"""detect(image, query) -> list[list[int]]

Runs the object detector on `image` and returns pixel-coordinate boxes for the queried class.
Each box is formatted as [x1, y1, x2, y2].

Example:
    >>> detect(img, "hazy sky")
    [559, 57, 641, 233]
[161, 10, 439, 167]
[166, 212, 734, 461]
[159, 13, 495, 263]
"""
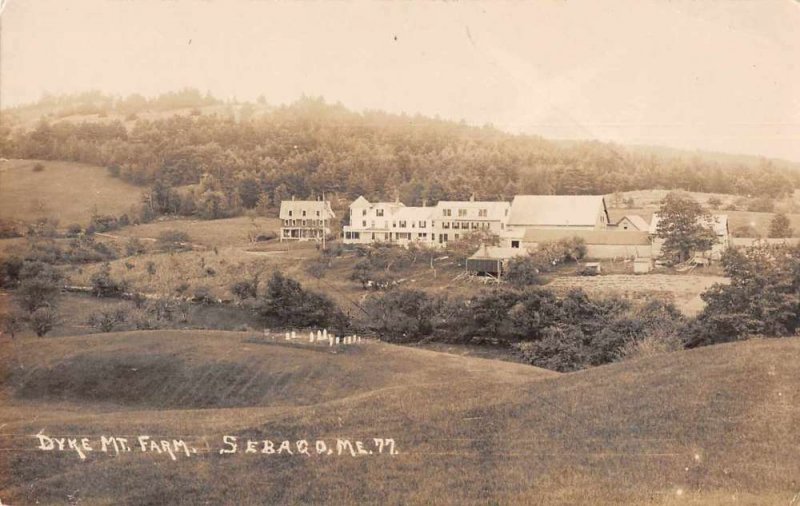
[1, 0, 799, 161]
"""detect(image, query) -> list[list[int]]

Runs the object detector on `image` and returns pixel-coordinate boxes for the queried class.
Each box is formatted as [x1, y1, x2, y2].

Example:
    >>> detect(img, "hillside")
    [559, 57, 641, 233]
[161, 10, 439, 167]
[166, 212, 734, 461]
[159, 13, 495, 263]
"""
[0, 158, 144, 226]
[1, 331, 797, 505]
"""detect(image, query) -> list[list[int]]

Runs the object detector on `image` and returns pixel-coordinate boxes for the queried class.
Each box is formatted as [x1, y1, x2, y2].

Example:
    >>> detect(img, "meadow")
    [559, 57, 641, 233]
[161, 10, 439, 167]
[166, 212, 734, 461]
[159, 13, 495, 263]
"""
[0, 159, 143, 226]
[0, 331, 797, 504]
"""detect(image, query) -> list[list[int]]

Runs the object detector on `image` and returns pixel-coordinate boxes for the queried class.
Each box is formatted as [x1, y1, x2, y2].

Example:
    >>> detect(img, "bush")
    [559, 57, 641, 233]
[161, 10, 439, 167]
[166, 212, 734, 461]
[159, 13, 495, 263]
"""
[15, 262, 62, 313]
[157, 230, 192, 251]
[256, 272, 346, 329]
[192, 285, 216, 304]
[364, 289, 437, 342]
[0, 256, 24, 288]
[504, 256, 542, 287]
[125, 237, 147, 256]
[32, 162, 45, 172]
[88, 306, 128, 332]
[66, 223, 82, 237]
[0, 312, 24, 339]
[29, 307, 57, 337]
[90, 263, 128, 297]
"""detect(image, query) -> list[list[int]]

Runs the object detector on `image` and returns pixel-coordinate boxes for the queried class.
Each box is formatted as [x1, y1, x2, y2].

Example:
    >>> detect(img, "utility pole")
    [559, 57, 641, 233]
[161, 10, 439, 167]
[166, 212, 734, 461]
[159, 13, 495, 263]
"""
[322, 191, 326, 251]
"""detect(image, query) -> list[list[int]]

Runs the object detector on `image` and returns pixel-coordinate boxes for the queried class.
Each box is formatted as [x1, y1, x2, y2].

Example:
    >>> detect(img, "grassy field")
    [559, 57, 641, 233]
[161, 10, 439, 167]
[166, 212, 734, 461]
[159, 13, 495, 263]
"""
[0, 159, 144, 226]
[107, 216, 282, 249]
[0, 330, 797, 504]
[548, 274, 728, 315]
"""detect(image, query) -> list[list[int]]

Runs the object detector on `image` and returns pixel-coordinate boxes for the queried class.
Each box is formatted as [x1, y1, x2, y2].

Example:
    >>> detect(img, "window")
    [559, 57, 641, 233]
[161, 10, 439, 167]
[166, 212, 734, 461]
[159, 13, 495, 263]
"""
[362, 209, 367, 216]
[302, 210, 306, 217]
[376, 209, 384, 217]
[454, 234, 460, 240]
[316, 211, 320, 217]
[371, 221, 375, 228]
[288, 210, 293, 217]
[458, 209, 467, 217]
[392, 221, 397, 228]
[419, 220, 426, 228]
[352, 232, 360, 239]
[399, 220, 407, 228]
[511, 240, 520, 248]
[442, 222, 450, 229]
[478, 209, 487, 217]
[362, 220, 367, 227]
[443, 209, 452, 217]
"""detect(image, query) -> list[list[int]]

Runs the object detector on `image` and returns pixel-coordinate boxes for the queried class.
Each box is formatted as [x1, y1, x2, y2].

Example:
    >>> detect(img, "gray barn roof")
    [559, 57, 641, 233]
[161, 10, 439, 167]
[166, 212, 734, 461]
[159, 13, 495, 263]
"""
[508, 195, 609, 227]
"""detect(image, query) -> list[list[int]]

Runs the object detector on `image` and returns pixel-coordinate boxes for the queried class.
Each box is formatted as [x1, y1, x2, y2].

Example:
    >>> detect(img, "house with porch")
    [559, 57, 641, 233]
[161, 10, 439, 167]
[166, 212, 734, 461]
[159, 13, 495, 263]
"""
[279, 198, 335, 242]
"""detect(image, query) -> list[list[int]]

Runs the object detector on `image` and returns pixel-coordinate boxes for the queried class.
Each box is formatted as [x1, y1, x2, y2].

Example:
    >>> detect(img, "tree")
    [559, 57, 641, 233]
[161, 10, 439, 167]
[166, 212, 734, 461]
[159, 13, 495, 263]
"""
[655, 192, 717, 263]
[1, 312, 24, 339]
[504, 256, 542, 288]
[689, 244, 800, 347]
[256, 272, 345, 329]
[15, 262, 62, 313]
[29, 307, 57, 337]
[768, 213, 793, 238]
[364, 289, 437, 342]
[90, 263, 128, 297]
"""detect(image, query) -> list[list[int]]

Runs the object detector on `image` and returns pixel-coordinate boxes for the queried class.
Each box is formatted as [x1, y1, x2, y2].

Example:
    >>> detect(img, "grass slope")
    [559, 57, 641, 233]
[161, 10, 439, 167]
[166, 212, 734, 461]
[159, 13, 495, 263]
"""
[1, 331, 798, 505]
[0, 159, 144, 226]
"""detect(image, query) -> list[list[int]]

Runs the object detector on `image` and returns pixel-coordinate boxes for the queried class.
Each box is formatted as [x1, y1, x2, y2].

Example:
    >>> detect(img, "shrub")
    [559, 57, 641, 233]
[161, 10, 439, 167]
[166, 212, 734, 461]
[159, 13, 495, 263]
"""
[256, 272, 346, 329]
[15, 262, 62, 313]
[192, 285, 216, 304]
[29, 307, 57, 337]
[504, 256, 542, 287]
[125, 238, 147, 256]
[364, 289, 437, 342]
[88, 306, 127, 332]
[32, 162, 45, 172]
[66, 223, 82, 237]
[90, 263, 128, 297]
[0, 312, 24, 339]
[157, 230, 192, 252]
[0, 256, 24, 288]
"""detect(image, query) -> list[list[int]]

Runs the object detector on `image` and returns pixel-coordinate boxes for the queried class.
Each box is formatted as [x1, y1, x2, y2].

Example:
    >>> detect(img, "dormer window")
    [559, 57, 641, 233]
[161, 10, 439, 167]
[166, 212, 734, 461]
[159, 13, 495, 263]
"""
[376, 209, 384, 217]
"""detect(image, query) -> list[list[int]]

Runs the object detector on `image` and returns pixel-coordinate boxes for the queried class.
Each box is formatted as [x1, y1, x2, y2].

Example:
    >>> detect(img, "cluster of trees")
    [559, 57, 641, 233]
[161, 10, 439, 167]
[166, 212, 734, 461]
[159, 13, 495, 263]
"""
[362, 286, 684, 371]
[0, 260, 62, 337]
[243, 271, 347, 330]
[689, 244, 800, 346]
[504, 238, 588, 286]
[4, 95, 799, 226]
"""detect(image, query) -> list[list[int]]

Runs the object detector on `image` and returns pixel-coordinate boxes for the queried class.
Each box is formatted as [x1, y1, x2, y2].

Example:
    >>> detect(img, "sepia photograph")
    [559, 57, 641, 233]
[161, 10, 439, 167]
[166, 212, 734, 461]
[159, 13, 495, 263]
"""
[0, 0, 799, 504]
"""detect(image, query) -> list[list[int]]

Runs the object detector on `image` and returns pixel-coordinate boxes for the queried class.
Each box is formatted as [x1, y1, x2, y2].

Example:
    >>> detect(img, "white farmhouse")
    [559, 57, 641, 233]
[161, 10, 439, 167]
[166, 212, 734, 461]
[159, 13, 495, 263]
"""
[279, 198, 335, 242]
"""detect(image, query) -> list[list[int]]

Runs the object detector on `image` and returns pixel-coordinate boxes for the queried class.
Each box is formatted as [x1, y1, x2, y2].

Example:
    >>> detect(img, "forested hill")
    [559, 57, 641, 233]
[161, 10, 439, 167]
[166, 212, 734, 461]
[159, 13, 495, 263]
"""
[2, 92, 798, 210]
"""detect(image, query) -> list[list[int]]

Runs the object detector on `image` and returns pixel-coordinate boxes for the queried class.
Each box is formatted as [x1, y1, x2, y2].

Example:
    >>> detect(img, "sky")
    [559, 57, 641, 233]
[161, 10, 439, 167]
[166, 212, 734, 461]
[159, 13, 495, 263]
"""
[1, 0, 799, 161]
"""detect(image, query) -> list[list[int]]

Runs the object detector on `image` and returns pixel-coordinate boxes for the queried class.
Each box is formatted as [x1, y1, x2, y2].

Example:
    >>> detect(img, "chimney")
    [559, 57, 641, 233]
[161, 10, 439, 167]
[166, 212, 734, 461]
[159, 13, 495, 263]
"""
[422, 198, 428, 207]
[292, 195, 295, 201]
[470, 193, 475, 202]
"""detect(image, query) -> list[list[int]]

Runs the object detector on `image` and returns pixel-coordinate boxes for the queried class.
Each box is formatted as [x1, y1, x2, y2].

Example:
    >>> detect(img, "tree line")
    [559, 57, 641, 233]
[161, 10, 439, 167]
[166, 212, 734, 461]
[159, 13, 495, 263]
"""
[3, 94, 799, 225]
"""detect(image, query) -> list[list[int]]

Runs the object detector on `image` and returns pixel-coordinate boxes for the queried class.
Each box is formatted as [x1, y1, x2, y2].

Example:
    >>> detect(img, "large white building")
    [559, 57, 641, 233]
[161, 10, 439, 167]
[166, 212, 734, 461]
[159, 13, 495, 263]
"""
[342, 194, 730, 264]
[342, 196, 509, 246]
